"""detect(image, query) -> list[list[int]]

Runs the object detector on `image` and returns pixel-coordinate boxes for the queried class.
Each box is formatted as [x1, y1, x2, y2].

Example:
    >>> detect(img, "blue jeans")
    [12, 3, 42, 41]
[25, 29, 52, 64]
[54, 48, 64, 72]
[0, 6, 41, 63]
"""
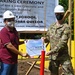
[0, 62, 17, 75]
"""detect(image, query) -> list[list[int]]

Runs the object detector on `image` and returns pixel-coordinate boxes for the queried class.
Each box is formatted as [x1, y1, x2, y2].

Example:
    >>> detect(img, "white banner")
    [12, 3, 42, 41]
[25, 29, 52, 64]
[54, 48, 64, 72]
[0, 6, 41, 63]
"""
[25, 39, 46, 56]
[0, 0, 58, 31]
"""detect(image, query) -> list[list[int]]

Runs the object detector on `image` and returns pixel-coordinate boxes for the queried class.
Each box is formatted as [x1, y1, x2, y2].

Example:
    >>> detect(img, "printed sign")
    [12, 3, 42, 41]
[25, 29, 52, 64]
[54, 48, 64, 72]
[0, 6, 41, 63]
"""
[25, 39, 46, 56]
[0, 0, 58, 31]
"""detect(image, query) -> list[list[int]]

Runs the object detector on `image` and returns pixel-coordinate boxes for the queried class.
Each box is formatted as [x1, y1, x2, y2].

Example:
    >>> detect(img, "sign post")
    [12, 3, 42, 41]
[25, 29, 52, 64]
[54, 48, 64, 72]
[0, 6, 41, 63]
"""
[40, 50, 45, 75]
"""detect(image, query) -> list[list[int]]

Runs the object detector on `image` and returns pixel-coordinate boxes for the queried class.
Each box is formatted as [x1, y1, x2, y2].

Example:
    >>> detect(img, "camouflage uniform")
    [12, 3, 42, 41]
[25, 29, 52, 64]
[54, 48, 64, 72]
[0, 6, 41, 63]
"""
[45, 23, 74, 75]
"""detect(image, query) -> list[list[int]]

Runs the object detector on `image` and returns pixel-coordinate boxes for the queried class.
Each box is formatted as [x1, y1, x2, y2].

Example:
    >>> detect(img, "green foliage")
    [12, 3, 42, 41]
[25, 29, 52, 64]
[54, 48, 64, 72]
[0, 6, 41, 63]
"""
[59, 0, 74, 40]
[59, 0, 69, 23]
[59, 0, 68, 11]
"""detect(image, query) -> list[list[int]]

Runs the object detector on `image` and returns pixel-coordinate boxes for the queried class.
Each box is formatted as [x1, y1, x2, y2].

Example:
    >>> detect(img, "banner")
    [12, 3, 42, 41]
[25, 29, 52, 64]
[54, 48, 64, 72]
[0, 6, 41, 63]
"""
[25, 39, 46, 56]
[0, 0, 58, 31]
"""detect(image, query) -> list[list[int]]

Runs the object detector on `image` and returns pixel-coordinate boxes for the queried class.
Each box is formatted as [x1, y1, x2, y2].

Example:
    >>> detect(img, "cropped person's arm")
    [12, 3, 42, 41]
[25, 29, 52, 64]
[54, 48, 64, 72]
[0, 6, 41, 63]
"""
[42, 28, 50, 43]
[6, 43, 28, 57]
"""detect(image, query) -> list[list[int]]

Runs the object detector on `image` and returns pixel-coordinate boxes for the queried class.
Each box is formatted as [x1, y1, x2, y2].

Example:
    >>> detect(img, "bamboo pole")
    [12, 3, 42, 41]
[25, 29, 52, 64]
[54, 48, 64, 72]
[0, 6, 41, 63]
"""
[74, 0, 75, 74]
[25, 56, 40, 75]
[68, 0, 72, 55]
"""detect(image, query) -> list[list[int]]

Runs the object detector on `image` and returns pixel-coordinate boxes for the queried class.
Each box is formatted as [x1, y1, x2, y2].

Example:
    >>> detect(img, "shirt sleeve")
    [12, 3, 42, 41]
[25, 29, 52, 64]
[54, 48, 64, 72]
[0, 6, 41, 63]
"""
[50, 26, 71, 53]
[44, 29, 50, 43]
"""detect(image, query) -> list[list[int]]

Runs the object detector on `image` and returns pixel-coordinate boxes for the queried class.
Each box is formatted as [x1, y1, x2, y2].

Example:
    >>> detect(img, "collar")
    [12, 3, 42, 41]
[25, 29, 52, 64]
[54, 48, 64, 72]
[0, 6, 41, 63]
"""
[55, 23, 64, 29]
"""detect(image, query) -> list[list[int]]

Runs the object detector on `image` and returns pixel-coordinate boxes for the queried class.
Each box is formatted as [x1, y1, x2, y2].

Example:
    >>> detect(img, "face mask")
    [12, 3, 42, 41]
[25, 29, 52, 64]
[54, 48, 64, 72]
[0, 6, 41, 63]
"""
[7, 21, 15, 27]
[55, 14, 64, 20]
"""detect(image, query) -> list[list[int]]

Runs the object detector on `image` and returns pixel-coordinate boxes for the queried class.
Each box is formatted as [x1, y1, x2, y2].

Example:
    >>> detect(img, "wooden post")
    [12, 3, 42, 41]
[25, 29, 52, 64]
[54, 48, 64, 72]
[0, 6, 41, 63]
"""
[74, 0, 75, 74]
[68, 0, 72, 55]
[25, 56, 40, 75]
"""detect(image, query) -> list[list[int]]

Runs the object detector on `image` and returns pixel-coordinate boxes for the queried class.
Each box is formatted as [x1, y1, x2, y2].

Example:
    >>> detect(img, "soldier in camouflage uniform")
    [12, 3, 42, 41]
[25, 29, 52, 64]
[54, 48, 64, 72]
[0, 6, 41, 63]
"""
[44, 5, 74, 75]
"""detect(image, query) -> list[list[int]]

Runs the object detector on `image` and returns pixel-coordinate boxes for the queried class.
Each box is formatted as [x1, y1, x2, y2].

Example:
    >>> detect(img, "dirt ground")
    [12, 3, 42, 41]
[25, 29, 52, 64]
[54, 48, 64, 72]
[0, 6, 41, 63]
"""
[18, 60, 50, 75]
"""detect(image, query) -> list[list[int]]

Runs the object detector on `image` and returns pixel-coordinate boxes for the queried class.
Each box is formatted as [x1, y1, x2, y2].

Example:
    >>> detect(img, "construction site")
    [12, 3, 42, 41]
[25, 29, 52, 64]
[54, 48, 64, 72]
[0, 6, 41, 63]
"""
[0, 0, 75, 75]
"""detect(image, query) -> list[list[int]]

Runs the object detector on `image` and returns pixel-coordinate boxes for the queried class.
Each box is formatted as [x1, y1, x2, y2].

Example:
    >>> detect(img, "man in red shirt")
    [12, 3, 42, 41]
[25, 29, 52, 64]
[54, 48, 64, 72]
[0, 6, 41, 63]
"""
[0, 10, 28, 75]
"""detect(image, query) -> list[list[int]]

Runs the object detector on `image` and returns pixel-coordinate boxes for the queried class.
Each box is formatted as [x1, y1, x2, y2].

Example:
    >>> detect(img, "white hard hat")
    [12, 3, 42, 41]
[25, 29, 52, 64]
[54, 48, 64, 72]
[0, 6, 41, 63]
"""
[54, 5, 64, 13]
[3, 10, 15, 19]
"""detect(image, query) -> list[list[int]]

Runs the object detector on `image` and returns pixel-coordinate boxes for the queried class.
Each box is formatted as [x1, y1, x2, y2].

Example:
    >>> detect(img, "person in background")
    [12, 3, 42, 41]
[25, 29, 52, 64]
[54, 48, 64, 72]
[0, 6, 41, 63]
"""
[43, 5, 74, 75]
[0, 10, 29, 75]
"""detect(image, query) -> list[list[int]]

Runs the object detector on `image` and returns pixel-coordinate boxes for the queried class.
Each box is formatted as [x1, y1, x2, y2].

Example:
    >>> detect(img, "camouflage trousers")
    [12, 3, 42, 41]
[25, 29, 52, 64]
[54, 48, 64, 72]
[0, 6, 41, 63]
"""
[49, 60, 74, 75]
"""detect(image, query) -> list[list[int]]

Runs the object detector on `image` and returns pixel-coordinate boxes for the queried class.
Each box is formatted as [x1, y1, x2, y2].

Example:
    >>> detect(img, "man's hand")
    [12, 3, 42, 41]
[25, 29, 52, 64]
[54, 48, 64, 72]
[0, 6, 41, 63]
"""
[45, 51, 51, 56]
[22, 53, 30, 57]
[41, 37, 46, 42]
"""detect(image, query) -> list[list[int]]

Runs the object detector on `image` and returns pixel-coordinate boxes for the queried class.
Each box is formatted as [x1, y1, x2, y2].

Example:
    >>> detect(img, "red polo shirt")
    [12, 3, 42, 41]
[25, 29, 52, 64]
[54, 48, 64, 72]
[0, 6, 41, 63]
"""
[0, 26, 19, 64]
